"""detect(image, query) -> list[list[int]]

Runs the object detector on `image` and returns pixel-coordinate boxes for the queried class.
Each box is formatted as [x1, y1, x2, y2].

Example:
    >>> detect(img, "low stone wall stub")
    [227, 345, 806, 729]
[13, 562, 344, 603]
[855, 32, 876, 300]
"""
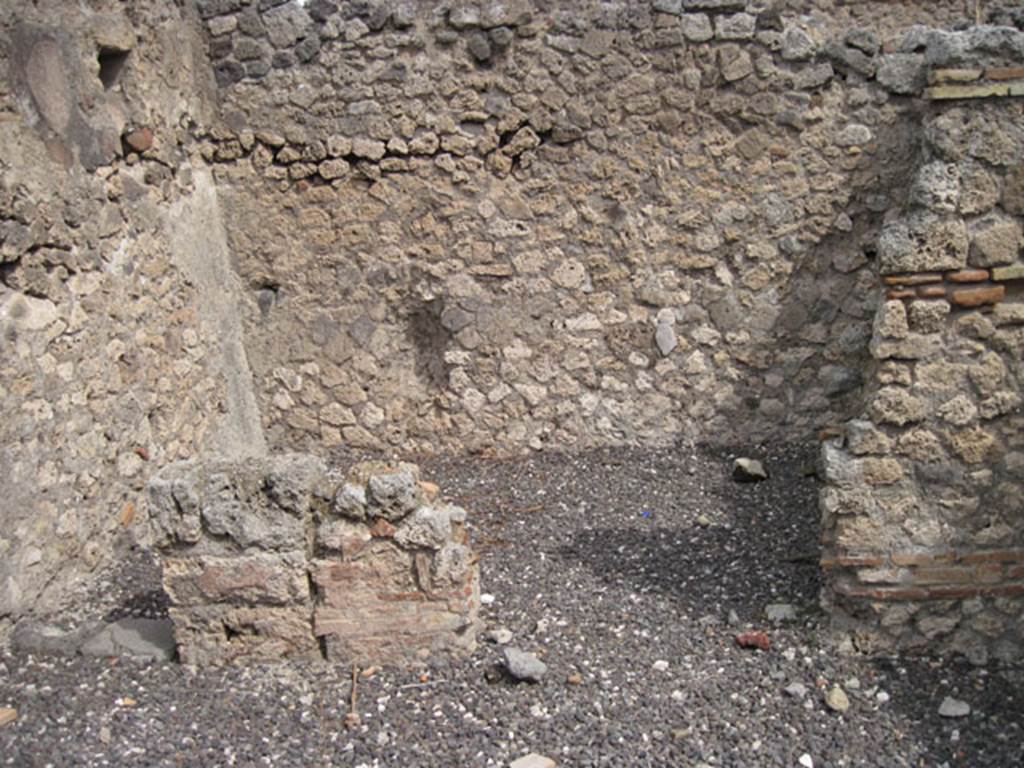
[148, 454, 480, 665]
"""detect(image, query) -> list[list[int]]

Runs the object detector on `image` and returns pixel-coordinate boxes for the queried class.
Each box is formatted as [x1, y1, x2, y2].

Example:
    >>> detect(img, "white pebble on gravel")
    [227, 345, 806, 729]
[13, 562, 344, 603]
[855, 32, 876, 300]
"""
[486, 628, 513, 644]
[652, 660, 669, 672]
[785, 682, 808, 699]
[939, 696, 971, 718]
[510, 753, 556, 768]
[825, 685, 850, 713]
[799, 753, 814, 767]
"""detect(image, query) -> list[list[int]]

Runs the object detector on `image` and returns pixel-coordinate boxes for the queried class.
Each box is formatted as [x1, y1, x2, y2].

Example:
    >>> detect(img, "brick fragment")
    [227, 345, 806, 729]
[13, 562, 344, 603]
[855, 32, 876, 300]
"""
[735, 631, 771, 650]
[882, 273, 943, 286]
[992, 584, 1024, 597]
[124, 127, 154, 152]
[920, 586, 982, 600]
[946, 269, 990, 283]
[891, 552, 955, 567]
[917, 286, 947, 298]
[986, 66, 1024, 81]
[370, 519, 396, 538]
[913, 567, 977, 586]
[926, 82, 1023, 100]
[821, 555, 886, 568]
[838, 585, 929, 600]
[886, 289, 915, 300]
[929, 68, 983, 83]
[418, 481, 440, 501]
[977, 564, 1004, 584]
[959, 549, 1024, 565]
[951, 285, 1005, 307]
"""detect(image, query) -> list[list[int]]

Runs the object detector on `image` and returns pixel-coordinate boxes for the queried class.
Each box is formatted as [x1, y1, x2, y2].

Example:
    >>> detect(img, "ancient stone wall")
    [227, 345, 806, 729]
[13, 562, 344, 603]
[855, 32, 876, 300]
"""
[149, 455, 479, 665]
[0, 1, 264, 636]
[821, 29, 1024, 664]
[195, 0, 981, 455]
[3, 0, 1023, 663]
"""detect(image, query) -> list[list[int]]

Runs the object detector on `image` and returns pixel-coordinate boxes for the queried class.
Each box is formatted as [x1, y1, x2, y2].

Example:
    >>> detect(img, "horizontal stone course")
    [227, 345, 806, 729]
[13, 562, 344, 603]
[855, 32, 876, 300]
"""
[926, 82, 1024, 100]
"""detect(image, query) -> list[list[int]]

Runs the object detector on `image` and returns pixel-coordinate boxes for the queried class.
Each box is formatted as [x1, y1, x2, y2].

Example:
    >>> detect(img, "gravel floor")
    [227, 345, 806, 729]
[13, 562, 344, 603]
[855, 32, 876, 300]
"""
[1, 443, 1023, 767]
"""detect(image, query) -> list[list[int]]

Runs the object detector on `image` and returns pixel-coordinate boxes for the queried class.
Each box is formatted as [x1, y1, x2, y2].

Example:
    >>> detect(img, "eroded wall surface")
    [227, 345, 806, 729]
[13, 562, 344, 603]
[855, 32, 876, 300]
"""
[196, 0, 984, 455]
[0, 1, 263, 635]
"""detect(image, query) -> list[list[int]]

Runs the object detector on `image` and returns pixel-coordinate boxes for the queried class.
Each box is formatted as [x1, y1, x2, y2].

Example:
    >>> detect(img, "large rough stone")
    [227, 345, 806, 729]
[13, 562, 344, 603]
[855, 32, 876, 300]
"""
[878, 212, 968, 275]
[909, 162, 961, 213]
[394, 505, 455, 550]
[170, 605, 321, 666]
[10, 620, 105, 656]
[1004, 164, 1024, 215]
[868, 387, 928, 426]
[876, 54, 926, 95]
[263, 2, 313, 48]
[680, 13, 713, 43]
[968, 214, 1022, 268]
[780, 27, 816, 61]
[367, 467, 423, 521]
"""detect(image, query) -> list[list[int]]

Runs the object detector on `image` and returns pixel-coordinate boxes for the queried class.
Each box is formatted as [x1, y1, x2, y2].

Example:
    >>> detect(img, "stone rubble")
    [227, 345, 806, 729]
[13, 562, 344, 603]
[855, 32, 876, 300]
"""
[509, 754, 557, 768]
[732, 457, 769, 483]
[825, 684, 851, 713]
[502, 646, 548, 682]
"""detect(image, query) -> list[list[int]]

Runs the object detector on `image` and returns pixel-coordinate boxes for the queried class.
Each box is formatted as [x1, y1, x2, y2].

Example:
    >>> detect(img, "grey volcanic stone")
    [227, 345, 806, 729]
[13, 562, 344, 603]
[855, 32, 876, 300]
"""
[367, 468, 421, 521]
[876, 54, 926, 95]
[79, 619, 176, 661]
[939, 696, 971, 718]
[503, 647, 547, 682]
[394, 505, 453, 550]
[733, 457, 768, 482]
[766, 603, 798, 622]
[10, 620, 104, 656]
[781, 27, 816, 61]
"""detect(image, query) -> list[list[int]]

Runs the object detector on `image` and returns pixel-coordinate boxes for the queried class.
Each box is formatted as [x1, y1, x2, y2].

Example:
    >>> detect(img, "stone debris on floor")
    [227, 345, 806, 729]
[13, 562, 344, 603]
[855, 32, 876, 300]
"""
[509, 753, 556, 768]
[1, 445, 1021, 767]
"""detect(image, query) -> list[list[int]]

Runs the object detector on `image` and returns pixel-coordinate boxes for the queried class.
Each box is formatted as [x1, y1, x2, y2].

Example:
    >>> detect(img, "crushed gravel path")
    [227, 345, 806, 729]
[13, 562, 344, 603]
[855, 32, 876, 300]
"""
[2, 443, 1022, 767]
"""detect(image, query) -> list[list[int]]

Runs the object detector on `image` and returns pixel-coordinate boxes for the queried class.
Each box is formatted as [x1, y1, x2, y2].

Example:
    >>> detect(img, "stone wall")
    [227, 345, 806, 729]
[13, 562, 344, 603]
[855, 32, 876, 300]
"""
[195, 0, 986, 455]
[3, 0, 1024, 663]
[149, 455, 479, 665]
[820, 29, 1024, 664]
[0, 1, 264, 637]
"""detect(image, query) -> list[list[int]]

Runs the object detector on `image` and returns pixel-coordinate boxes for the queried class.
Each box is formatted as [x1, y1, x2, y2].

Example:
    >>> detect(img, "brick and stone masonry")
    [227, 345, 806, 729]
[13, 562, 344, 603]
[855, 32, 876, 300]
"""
[820, 32, 1024, 665]
[148, 454, 479, 665]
